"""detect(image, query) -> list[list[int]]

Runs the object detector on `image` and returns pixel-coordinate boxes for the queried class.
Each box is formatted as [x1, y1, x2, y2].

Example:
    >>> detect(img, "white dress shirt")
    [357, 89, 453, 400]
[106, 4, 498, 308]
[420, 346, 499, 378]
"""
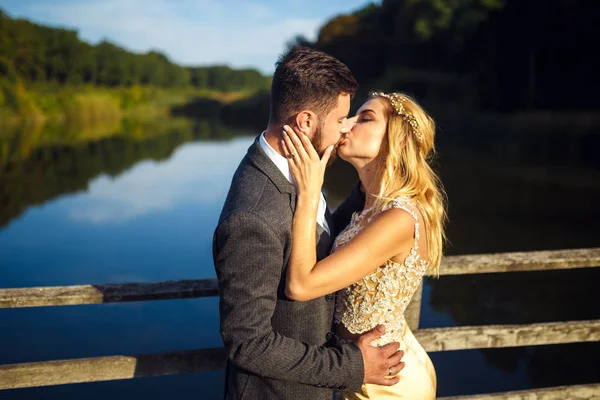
[259, 132, 330, 235]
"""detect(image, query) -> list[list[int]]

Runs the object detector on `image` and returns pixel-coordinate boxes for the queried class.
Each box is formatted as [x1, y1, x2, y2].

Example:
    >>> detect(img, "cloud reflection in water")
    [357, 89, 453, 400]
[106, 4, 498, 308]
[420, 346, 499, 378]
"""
[68, 137, 255, 224]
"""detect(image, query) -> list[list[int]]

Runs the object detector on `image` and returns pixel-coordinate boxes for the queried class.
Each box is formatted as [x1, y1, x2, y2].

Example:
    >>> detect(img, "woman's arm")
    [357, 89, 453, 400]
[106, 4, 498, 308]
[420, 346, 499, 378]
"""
[281, 126, 415, 301]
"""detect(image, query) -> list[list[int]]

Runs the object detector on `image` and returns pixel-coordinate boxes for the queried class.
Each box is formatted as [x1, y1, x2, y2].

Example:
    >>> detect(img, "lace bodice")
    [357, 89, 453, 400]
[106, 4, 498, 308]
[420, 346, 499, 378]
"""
[333, 196, 429, 347]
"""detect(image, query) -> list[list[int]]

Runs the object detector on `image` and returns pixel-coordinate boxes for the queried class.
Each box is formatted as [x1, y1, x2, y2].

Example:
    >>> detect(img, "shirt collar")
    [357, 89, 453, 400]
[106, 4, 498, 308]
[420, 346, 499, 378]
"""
[259, 131, 295, 185]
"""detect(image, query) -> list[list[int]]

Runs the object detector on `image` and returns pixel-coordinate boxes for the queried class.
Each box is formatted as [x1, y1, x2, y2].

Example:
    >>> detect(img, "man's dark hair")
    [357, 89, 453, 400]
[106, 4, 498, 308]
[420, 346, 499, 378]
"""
[269, 46, 358, 126]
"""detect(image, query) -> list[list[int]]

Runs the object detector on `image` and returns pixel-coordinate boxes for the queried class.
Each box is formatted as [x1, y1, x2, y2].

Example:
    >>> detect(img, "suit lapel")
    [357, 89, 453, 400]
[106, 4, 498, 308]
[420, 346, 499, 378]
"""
[289, 192, 296, 213]
[246, 135, 295, 212]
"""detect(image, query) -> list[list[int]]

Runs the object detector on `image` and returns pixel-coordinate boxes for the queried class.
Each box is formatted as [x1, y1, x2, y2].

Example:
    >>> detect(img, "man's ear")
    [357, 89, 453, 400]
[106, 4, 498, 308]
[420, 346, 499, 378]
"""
[294, 110, 317, 135]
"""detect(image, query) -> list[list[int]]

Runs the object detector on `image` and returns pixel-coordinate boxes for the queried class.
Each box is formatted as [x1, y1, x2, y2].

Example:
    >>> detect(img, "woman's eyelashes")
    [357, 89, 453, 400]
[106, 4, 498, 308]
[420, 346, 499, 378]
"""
[356, 111, 375, 123]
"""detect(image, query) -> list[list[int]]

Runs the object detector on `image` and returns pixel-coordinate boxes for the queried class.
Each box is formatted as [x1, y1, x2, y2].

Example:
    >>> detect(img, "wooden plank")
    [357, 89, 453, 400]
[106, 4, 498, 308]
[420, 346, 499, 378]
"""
[416, 319, 600, 352]
[0, 347, 226, 390]
[404, 281, 422, 331]
[440, 248, 600, 275]
[438, 383, 600, 400]
[0, 279, 219, 309]
[1, 248, 598, 309]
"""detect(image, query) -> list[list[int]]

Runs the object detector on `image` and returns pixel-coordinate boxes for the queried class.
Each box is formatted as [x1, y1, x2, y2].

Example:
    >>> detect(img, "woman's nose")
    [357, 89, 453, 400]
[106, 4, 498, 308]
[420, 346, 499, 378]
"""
[343, 116, 357, 133]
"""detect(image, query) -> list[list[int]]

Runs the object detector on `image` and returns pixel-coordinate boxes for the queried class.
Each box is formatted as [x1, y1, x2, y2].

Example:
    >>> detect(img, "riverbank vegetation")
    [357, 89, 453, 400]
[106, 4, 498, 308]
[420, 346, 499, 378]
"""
[0, 9, 270, 124]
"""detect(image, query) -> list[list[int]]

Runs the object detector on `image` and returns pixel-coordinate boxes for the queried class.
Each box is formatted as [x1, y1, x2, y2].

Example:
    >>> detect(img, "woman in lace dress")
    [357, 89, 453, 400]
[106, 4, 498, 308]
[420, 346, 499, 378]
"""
[281, 92, 446, 399]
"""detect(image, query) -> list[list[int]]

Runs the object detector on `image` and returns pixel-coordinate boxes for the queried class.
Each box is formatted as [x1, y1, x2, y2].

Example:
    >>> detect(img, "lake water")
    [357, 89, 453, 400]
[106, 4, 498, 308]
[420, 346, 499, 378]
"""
[1, 117, 599, 398]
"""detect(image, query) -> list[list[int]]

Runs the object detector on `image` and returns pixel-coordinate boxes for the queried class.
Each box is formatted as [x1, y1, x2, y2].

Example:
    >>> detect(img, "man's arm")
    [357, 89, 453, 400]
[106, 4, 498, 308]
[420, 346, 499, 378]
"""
[332, 181, 365, 236]
[213, 210, 364, 391]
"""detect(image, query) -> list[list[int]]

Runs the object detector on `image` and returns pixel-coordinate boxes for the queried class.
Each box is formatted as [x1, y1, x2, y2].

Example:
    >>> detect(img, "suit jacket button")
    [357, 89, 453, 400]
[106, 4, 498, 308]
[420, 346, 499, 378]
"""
[339, 384, 347, 390]
[326, 332, 334, 341]
[325, 294, 334, 301]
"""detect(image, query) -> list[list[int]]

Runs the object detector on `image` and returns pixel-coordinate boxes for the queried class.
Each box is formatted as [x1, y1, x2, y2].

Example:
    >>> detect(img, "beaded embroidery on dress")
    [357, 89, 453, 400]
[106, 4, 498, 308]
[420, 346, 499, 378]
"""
[333, 196, 429, 348]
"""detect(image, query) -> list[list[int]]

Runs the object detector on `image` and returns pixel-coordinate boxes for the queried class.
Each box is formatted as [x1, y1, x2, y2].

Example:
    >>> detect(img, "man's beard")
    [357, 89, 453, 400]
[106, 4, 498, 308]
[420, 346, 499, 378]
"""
[311, 123, 338, 165]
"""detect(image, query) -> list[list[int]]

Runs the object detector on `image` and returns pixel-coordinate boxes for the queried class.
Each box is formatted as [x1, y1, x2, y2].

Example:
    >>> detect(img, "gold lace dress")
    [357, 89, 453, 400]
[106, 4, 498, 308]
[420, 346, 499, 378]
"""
[333, 196, 437, 399]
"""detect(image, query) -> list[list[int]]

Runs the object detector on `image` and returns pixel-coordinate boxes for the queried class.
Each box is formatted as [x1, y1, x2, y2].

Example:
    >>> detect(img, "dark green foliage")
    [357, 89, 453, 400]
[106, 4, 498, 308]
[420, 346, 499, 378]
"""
[188, 66, 270, 92]
[298, 0, 599, 111]
[0, 10, 269, 91]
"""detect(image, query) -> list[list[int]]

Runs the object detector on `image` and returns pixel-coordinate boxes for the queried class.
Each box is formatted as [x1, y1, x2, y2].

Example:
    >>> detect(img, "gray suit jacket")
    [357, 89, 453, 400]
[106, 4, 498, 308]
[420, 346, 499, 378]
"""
[213, 137, 365, 399]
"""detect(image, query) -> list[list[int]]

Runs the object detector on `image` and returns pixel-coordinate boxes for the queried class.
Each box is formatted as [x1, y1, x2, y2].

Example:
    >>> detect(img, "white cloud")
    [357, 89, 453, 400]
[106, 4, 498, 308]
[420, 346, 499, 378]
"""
[68, 137, 254, 224]
[25, 0, 322, 73]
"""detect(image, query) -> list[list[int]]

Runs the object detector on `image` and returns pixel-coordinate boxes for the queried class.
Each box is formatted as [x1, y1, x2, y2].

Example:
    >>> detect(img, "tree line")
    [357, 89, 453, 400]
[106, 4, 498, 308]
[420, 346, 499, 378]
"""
[2, 1, 598, 111]
[0, 10, 270, 92]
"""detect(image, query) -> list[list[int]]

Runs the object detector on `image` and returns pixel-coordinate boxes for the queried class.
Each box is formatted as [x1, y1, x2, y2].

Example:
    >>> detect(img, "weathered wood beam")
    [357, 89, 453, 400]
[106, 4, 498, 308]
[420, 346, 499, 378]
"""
[440, 248, 600, 275]
[0, 347, 226, 390]
[416, 319, 600, 352]
[0, 279, 219, 308]
[2, 317, 598, 390]
[1, 248, 598, 309]
[438, 383, 600, 400]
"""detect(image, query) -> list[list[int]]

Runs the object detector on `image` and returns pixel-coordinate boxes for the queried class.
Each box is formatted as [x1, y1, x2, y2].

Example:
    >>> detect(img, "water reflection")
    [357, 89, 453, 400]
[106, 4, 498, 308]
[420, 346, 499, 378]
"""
[67, 141, 252, 224]
[0, 118, 254, 228]
[0, 119, 256, 290]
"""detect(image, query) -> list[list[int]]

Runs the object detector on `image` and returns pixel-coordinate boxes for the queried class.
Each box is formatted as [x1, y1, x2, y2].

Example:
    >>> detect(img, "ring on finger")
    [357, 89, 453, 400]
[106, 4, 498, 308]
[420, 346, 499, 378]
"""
[288, 152, 296, 159]
[388, 367, 393, 376]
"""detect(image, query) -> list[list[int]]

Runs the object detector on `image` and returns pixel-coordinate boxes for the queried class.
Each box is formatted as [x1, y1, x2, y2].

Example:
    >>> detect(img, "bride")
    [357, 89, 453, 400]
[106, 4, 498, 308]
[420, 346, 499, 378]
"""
[281, 92, 446, 399]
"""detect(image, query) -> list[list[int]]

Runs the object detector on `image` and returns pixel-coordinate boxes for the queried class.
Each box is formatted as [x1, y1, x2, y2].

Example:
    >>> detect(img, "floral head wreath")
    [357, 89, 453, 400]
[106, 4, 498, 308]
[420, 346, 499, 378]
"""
[371, 92, 423, 142]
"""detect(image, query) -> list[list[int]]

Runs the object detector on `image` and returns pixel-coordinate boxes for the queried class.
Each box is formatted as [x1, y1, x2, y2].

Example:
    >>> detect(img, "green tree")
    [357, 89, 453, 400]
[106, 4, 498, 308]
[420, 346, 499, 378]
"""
[0, 9, 270, 91]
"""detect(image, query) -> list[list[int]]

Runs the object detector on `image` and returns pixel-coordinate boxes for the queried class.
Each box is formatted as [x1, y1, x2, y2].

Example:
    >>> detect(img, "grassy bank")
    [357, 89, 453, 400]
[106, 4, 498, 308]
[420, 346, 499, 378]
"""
[0, 79, 253, 127]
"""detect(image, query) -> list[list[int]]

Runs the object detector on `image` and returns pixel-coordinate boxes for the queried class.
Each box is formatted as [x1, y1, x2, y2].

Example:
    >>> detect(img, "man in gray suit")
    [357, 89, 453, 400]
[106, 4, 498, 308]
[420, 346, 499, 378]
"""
[213, 47, 404, 399]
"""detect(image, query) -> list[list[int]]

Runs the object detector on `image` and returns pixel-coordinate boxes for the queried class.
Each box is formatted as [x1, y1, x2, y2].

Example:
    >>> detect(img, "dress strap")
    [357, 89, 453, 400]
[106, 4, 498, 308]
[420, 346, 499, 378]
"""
[383, 196, 421, 250]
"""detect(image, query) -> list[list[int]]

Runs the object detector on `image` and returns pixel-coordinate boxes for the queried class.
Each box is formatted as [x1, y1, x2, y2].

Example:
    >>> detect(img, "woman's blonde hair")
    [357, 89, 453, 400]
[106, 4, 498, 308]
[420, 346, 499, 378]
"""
[369, 92, 447, 276]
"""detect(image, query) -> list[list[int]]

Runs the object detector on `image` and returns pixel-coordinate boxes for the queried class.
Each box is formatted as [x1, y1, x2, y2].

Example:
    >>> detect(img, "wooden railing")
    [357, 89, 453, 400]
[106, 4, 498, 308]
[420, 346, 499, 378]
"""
[1, 248, 599, 399]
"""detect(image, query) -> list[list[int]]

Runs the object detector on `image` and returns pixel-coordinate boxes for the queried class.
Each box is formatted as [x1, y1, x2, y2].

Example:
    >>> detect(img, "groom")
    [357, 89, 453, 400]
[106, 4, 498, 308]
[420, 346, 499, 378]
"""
[213, 47, 404, 399]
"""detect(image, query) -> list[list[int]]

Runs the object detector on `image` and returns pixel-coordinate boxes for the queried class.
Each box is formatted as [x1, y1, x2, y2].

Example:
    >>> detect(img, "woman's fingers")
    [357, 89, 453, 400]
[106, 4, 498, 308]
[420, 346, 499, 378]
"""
[281, 135, 301, 178]
[281, 128, 299, 161]
[280, 138, 292, 159]
[281, 125, 329, 187]
[283, 125, 309, 160]
[293, 126, 319, 161]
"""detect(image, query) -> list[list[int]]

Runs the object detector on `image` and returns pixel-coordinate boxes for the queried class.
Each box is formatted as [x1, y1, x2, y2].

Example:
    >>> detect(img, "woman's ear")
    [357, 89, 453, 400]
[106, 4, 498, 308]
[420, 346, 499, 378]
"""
[294, 110, 316, 134]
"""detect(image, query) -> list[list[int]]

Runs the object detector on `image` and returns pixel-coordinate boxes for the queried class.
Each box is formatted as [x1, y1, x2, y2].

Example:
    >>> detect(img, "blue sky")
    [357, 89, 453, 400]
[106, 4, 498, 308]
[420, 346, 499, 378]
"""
[0, 0, 376, 74]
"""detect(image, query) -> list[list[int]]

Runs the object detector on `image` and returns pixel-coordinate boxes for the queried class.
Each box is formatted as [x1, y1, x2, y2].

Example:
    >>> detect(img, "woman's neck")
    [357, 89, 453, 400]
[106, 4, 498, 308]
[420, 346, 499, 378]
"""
[355, 159, 381, 210]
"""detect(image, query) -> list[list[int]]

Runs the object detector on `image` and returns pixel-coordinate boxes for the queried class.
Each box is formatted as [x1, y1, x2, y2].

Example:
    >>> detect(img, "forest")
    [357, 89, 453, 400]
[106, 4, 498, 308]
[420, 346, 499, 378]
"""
[296, 0, 598, 111]
[1, 0, 598, 123]
[0, 9, 269, 91]
[0, 9, 270, 121]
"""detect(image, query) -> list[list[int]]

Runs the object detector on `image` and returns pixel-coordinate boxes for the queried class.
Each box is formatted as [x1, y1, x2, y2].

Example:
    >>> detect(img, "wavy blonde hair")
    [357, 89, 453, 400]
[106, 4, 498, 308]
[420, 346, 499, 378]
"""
[369, 92, 447, 276]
